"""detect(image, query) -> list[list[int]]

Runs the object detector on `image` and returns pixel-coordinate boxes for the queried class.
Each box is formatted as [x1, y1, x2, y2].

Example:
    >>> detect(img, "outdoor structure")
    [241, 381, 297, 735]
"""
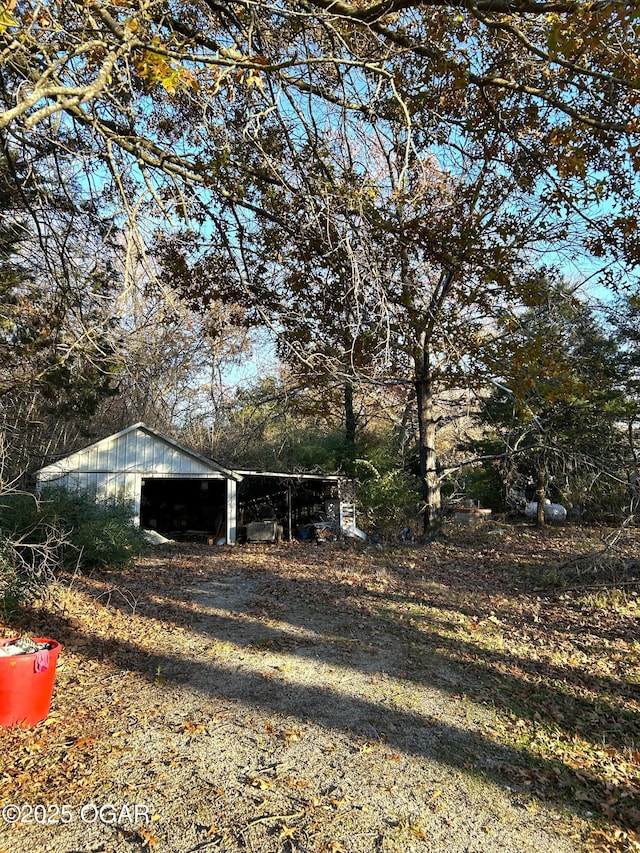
[35, 423, 241, 543]
[234, 469, 353, 542]
[35, 423, 354, 544]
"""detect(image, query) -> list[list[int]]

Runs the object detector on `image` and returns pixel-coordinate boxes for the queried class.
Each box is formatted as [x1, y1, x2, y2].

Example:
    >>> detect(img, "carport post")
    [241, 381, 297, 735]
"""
[227, 479, 237, 543]
[288, 483, 293, 541]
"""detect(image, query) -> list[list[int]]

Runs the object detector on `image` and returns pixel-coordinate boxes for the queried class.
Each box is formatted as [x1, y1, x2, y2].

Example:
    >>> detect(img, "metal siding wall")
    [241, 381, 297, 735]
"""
[114, 435, 125, 471]
[38, 427, 226, 480]
[95, 472, 132, 500]
[166, 446, 183, 473]
[38, 471, 98, 494]
[141, 432, 156, 470]
[130, 474, 142, 525]
[165, 448, 176, 472]
[96, 441, 110, 472]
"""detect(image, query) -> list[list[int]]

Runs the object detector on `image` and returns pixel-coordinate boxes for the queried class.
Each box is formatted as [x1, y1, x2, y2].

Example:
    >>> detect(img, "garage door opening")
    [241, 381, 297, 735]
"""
[140, 478, 227, 540]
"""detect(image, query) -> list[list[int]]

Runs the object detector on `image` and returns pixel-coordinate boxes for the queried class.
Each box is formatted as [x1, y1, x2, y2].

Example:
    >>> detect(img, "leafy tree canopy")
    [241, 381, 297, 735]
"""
[0, 0, 639, 284]
[474, 276, 632, 519]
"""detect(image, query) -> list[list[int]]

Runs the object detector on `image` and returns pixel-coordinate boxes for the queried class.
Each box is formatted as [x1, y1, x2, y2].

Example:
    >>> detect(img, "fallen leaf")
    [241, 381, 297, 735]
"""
[248, 776, 274, 790]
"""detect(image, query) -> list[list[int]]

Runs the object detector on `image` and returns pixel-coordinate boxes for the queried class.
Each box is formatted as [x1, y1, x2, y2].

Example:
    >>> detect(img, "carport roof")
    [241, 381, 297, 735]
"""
[234, 469, 341, 482]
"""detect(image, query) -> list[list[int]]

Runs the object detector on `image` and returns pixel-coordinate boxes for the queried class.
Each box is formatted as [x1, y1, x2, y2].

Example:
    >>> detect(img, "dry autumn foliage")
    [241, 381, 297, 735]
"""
[0, 523, 638, 852]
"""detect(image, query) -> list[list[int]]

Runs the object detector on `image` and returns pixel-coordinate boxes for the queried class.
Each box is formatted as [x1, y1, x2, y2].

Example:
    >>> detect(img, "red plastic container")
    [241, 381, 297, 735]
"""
[0, 638, 61, 727]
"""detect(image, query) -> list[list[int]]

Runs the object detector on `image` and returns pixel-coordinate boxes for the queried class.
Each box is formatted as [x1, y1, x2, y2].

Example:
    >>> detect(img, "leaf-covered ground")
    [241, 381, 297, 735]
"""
[0, 523, 638, 853]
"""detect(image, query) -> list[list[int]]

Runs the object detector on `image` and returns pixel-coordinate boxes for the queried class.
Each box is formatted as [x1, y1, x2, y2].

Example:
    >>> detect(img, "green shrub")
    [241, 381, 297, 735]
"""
[35, 488, 148, 570]
[69, 505, 148, 569]
[355, 460, 422, 537]
[0, 488, 147, 609]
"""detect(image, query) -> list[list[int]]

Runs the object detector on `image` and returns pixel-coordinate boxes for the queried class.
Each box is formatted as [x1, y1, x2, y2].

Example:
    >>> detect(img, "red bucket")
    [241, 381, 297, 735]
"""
[0, 638, 61, 727]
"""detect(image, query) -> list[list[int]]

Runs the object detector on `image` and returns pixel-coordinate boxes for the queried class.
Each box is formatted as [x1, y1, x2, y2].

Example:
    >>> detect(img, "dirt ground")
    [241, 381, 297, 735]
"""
[0, 527, 638, 853]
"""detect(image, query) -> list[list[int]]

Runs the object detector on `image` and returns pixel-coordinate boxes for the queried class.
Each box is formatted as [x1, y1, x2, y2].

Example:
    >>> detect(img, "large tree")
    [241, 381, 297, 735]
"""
[2, 0, 639, 516]
[161, 103, 590, 530]
[1, 0, 639, 275]
[475, 276, 630, 523]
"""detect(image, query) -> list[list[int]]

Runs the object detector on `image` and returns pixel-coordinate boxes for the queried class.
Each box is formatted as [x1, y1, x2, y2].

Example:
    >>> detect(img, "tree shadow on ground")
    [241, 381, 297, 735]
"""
[69, 544, 637, 756]
[9, 603, 633, 839]
[6, 538, 637, 845]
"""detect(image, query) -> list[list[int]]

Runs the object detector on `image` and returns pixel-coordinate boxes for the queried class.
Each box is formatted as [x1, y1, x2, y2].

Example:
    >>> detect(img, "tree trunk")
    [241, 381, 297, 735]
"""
[391, 390, 416, 459]
[415, 342, 440, 535]
[343, 380, 357, 475]
[535, 467, 546, 528]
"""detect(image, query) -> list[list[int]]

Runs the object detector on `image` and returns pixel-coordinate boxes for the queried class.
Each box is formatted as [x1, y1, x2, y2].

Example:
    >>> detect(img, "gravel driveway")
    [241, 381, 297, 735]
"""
[0, 542, 587, 853]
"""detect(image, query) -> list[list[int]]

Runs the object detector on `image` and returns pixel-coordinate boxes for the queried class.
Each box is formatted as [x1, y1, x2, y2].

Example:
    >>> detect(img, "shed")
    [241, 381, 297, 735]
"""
[35, 423, 241, 543]
[235, 469, 348, 541]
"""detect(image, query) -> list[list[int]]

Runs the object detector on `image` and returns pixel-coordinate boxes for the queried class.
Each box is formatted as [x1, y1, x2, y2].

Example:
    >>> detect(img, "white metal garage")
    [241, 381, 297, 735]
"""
[35, 423, 242, 543]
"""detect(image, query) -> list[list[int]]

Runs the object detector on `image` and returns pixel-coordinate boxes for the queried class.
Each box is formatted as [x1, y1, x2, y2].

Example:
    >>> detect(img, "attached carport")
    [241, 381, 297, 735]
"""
[235, 470, 348, 541]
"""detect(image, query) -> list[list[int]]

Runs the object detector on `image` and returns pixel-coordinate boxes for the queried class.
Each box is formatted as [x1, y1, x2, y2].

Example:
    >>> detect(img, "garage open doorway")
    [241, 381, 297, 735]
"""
[140, 478, 227, 540]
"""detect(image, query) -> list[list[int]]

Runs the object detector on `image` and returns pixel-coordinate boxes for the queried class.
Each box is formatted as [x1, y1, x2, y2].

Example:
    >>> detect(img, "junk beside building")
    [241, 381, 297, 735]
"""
[246, 520, 284, 543]
[453, 501, 493, 525]
[524, 500, 567, 522]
